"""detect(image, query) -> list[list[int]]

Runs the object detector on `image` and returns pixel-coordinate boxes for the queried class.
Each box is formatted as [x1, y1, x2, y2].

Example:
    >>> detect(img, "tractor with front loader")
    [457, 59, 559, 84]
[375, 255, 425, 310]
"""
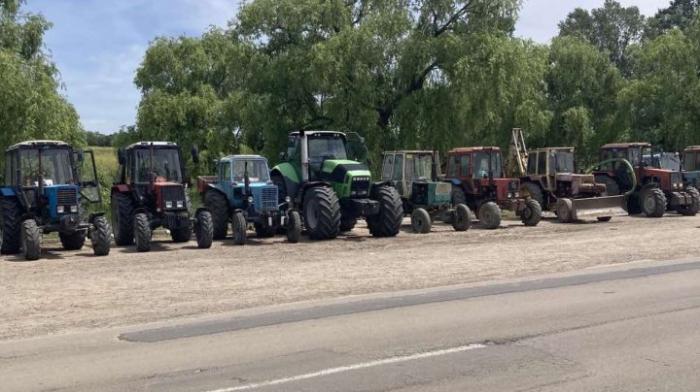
[380, 151, 471, 233]
[198, 154, 301, 245]
[270, 130, 403, 240]
[507, 129, 628, 223]
[0, 140, 111, 260]
[444, 146, 542, 229]
[594, 143, 699, 217]
[111, 141, 213, 252]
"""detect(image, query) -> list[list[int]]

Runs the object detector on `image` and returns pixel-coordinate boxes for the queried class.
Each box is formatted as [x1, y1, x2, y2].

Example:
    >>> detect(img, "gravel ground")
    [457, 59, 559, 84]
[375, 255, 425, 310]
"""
[1, 213, 699, 340]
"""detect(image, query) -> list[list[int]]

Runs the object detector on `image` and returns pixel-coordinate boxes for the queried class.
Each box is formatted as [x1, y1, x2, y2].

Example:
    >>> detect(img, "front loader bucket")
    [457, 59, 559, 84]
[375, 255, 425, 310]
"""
[569, 195, 627, 221]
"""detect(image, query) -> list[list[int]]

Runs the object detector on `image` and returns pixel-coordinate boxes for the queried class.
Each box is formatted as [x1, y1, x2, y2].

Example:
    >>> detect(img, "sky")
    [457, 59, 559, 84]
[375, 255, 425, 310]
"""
[23, 0, 667, 134]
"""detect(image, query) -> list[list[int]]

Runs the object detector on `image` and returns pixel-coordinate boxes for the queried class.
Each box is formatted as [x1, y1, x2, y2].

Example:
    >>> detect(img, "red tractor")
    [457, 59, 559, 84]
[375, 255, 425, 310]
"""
[111, 141, 213, 252]
[444, 147, 541, 229]
[594, 142, 699, 217]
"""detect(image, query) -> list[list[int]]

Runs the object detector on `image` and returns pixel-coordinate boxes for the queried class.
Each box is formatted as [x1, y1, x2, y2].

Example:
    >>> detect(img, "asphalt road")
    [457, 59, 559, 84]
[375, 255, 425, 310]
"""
[2, 259, 700, 391]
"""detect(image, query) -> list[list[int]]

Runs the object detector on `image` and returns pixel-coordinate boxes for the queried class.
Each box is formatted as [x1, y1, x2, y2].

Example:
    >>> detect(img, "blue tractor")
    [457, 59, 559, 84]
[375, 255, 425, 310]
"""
[0, 140, 111, 260]
[197, 155, 301, 245]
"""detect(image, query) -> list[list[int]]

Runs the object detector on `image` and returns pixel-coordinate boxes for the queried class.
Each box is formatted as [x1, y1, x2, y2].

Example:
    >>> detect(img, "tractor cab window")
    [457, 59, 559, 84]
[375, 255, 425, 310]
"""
[551, 151, 574, 173]
[490, 151, 503, 178]
[600, 149, 626, 171]
[690, 152, 700, 171]
[473, 152, 490, 179]
[460, 155, 470, 177]
[382, 154, 394, 180]
[392, 154, 404, 181]
[639, 147, 654, 167]
[231, 159, 270, 182]
[537, 152, 547, 175]
[17, 148, 74, 187]
[134, 148, 183, 183]
[527, 153, 538, 174]
[220, 161, 231, 181]
[405, 154, 433, 181]
[286, 135, 299, 161]
[446, 155, 458, 178]
[308, 135, 348, 161]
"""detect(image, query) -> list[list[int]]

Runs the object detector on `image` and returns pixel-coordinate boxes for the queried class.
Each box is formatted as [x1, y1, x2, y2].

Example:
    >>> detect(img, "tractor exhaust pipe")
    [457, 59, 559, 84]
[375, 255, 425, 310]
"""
[300, 130, 309, 182]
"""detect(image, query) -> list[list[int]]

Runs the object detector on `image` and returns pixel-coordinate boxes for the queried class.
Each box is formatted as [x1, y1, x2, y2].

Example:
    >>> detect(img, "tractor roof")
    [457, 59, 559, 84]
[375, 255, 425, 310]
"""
[6, 140, 70, 152]
[448, 146, 501, 154]
[291, 130, 346, 137]
[222, 154, 266, 161]
[125, 141, 179, 150]
[530, 147, 575, 153]
[384, 150, 435, 155]
[684, 146, 700, 152]
[601, 142, 651, 149]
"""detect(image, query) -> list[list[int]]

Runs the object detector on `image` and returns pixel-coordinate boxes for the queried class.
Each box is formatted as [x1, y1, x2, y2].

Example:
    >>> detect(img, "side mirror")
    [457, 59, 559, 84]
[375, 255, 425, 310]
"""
[117, 148, 126, 165]
[191, 146, 200, 164]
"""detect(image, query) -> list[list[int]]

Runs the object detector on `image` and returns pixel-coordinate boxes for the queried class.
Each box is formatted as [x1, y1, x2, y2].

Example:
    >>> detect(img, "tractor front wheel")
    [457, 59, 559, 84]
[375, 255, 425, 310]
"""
[21, 219, 41, 261]
[556, 198, 575, 223]
[90, 216, 111, 256]
[303, 186, 340, 240]
[367, 185, 403, 238]
[59, 231, 86, 251]
[134, 212, 152, 252]
[411, 208, 432, 234]
[287, 210, 302, 243]
[1, 197, 22, 254]
[452, 204, 471, 232]
[478, 202, 501, 230]
[678, 186, 700, 216]
[204, 191, 229, 240]
[195, 210, 213, 249]
[112, 193, 134, 246]
[641, 187, 666, 218]
[521, 182, 545, 209]
[231, 211, 247, 245]
[520, 199, 542, 227]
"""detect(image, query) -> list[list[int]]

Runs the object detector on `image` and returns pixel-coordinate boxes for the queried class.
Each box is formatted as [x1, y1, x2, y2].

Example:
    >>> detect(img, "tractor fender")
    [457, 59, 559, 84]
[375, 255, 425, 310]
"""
[112, 184, 131, 194]
[371, 180, 394, 189]
[298, 181, 332, 206]
[0, 187, 16, 197]
[270, 169, 299, 201]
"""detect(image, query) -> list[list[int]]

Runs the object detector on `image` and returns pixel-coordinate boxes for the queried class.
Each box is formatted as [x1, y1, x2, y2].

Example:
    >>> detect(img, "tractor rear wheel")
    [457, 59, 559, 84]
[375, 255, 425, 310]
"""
[411, 208, 432, 234]
[287, 210, 302, 243]
[21, 219, 41, 261]
[678, 186, 700, 216]
[641, 187, 666, 218]
[171, 225, 191, 243]
[1, 197, 22, 254]
[111, 192, 134, 246]
[478, 202, 501, 230]
[90, 216, 111, 256]
[521, 198, 542, 227]
[303, 186, 340, 240]
[556, 198, 574, 223]
[133, 212, 152, 252]
[195, 210, 213, 249]
[254, 223, 275, 238]
[452, 204, 471, 232]
[521, 182, 545, 209]
[204, 191, 229, 240]
[59, 231, 86, 250]
[231, 211, 247, 245]
[367, 185, 403, 238]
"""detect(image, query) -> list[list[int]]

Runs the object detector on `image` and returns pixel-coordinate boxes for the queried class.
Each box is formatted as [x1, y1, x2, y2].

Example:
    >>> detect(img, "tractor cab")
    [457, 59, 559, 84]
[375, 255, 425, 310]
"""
[445, 147, 519, 203]
[526, 147, 604, 199]
[598, 143, 683, 193]
[210, 155, 278, 213]
[381, 151, 450, 206]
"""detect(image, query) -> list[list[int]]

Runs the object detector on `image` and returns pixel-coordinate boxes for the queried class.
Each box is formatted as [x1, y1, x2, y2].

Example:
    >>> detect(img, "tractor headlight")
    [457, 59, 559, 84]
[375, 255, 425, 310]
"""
[70, 205, 78, 213]
[284, 196, 291, 203]
[248, 196, 254, 204]
[57, 206, 64, 214]
[176, 200, 184, 208]
[165, 201, 173, 209]
[514, 192, 520, 198]
[507, 192, 513, 198]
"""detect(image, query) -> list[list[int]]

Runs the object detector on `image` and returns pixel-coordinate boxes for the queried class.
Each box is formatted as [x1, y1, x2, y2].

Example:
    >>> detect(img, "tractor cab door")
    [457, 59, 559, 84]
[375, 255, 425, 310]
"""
[75, 150, 101, 204]
[345, 132, 368, 163]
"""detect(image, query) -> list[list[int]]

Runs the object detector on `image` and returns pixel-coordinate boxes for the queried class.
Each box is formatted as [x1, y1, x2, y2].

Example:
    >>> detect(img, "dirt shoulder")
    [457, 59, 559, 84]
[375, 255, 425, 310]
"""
[1, 214, 699, 340]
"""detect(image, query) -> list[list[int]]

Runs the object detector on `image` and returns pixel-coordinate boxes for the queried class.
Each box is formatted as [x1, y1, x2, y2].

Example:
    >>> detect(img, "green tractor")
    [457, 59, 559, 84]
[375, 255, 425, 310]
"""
[270, 130, 403, 240]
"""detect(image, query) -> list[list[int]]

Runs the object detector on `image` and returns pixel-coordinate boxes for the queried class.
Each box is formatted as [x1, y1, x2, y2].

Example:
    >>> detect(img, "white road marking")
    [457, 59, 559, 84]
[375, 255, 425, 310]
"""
[204, 343, 487, 392]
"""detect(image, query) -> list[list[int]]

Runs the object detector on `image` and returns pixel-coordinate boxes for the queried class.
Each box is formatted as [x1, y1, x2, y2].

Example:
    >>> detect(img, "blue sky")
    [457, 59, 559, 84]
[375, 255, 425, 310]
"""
[24, 0, 665, 134]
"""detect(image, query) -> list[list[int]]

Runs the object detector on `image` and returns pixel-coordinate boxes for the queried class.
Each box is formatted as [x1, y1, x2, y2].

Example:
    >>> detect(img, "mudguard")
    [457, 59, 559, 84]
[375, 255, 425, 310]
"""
[0, 187, 16, 197]
[298, 181, 332, 205]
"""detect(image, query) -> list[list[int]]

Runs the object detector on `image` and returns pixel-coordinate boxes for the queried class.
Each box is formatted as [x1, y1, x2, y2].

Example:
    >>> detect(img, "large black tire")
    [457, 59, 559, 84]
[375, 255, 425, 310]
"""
[287, 210, 302, 243]
[1, 197, 22, 254]
[340, 215, 357, 232]
[90, 215, 111, 256]
[521, 181, 545, 209]
[195, 210, 213, 249]
[59, 231, 86, 251]
[204, 190, 229, 240]
[678, 186, 700, 216]
[451, 186, 467, 205]
[303, 186, 341, 240]
[452, 204, 471, 232]
[478, 202, 501, 230]
[21, 219, 41, 261]
[133, 212, 152, 252]
[410, 208, 432, 234]
[231, 211, 247, 245]
[641, 186, 666, 218]
[520, 198, 542, 227]
[556, 198, 574, 223]
[171, 225, 192, 243]
[254, 223, 275, 238]
[367, 185, 403, 238]
[111, 192, 134, 246]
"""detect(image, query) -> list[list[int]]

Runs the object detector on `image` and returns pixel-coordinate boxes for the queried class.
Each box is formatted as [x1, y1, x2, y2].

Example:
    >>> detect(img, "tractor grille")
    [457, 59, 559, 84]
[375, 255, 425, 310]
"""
[161, 185, 186, 208]
[671, 172, 683, 186]
[435, 182, 451, 197]
[57, 187, 78, 206]
[254, 186, 278, 212]
[351, 178, 370, 197]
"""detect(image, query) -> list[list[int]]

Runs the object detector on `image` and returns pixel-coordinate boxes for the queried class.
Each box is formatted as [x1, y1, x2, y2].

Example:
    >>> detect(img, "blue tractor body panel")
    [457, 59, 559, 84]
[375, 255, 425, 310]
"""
[43, 184, 80, 222]
[0, 187, 15, 197]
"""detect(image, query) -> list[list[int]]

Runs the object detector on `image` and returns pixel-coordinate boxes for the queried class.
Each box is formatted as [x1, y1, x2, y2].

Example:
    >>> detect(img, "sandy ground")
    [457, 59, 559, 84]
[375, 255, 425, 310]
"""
[1, 213, 700, 341]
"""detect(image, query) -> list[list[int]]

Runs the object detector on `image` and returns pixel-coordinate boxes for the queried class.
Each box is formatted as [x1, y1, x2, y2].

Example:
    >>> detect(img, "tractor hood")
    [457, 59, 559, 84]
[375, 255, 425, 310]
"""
[320, 160, 371, 182]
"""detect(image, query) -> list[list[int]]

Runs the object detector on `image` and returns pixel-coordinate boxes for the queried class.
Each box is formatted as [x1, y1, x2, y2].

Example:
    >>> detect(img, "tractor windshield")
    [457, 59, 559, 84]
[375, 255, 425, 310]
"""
[553, 151, 575, 173]
[473, 151, 503, 178]
[308, 135, 348, 161]
[405, 154, 433, 181]
[17, 148, 74, 187]
[135, 148, 183, 183]
[232, 159, 270, 182]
